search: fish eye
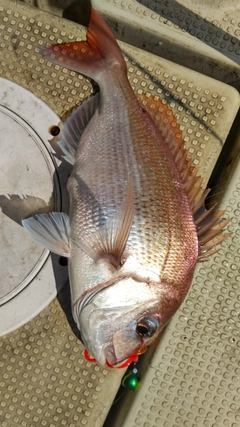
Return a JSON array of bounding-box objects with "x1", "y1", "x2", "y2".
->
[{"x1": 136, "y1": 316, "x2": 159, "y2": 337}]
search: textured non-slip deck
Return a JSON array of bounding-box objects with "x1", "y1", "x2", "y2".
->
[{"x1": 0, "y1": 1, "x2": 239, "y2": 426}]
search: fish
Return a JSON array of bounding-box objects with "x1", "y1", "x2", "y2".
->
[{"x1": 22, "y1": 8, "x2": 229, "y2": 366}]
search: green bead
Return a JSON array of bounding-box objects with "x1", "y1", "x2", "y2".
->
[{"x1": 122, "y1": 370, "x2": 139, "y2": 390}]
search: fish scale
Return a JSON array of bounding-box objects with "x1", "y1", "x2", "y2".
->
[
  {"x1": 128, "y1": 115, "x2": 194, "y2": 277},
  {"x1": 71, "y1": 94, "x2": 193, "y2": 280},
  {"x1": 70, "y1": 106, "x2": 131, "y2": 222}
]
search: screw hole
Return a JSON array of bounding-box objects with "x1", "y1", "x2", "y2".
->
[
  {"x1": 58, "y1": 256, "x2": 68, "y2": 267},
  {"x1": 49, "y1": 125, "x2": 60, "y2": 136}
]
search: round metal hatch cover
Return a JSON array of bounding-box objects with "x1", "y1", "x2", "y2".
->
[{"x1": 0, "y1": 78, "x2": 69, "y2": 336}]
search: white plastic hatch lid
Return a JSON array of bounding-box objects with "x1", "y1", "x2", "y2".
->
[{"x1": 0, "y1": 78, "x2": 69, "y2": 335}]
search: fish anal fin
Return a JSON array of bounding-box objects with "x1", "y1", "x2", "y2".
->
[
  {"x1": 76, "y1": 179, "x2": 134, "y2": 266},
  {"x1": 22, "y1": 212, "x2": 70, "y2": 257}
]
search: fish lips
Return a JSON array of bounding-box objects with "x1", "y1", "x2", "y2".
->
[
  {"x1": 79, "y1": 308, "x2": 140, "y2": 366},
  {"x1": 101, "y1": 331, "x2": 142, "y2": 367},
  {"x1": 84, "y1": 332, "x2": 141, "y2": 367},
  {"x1": 78, "y1": 301, "x2": 148, "y2": 366}
]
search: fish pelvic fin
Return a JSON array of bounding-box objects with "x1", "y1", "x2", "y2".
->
[
  {"x1": 75, "y1": 178, "x2": 134, "y2": 267},
  {"x1": 138, "y1": 94, "x2": 231, "y2": 262},
  {"x1": 59, "y1": 93, "x2": 99, "y2": 165},
  {"x1": 22, "y1": 212, "x2": 70, "y2": 257},
  {"x1": 39, "y1": 8, "x2": 127, "y2": 83}
]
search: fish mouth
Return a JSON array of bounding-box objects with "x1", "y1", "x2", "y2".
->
[
  {"x1": 95, "y1": 344, "x2": 117, "y2": 366},
  {"x1": 104, "y1": 343, "x2": 138, "y2": 367},
  {"x1": 104, "y1": 346, "x2": 118, "y2": 366},
  {"x1": 85, "y1": 341, "x2": 119, "y2": 366},
  {"x1": 85, "y1": 344, "x2": 116, "y2": 366},
  {"x1": 86, "y1": 345, "x2": 131, "y2": 367},
  {"x1": 94, "y1": 346, "x2": 107, "y2": 366},
  {"x1": 81, "y1": 337, "x2": 107, "y2": 366}
]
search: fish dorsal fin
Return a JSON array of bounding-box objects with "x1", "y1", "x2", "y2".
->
[
  {"x1": 75, "y1": 178, "x2": 134, "y2": 266},
  {"x1": 22, "y1": 212, "x2": 70, "y2": 257},
  {"x1": 194, "y1": 207, "x2": 231, "y2": 261},
  {"x1": 59, "y1": 93, "x2": 99, "y2": 164},
  {"x1": 138, "y1": 94, "x2": 230, "y2": 261},
  {"x1": 137, "y1": 94, "x2": 200, "y2": 203}
]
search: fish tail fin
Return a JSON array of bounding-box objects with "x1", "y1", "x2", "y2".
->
[{"x1": 40, "y1": 8, "x2": 126, "y2": 82}]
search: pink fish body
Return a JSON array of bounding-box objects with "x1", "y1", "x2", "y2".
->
[{"x1": 23, "y1": 9, "x2": 228, "y2": 366}]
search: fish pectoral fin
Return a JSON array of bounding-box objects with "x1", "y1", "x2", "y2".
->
[
  {"x1": 77, "y1": 178, "x2": 134, "y2": 266},
  {"x1": 59, "y1": 94, "x2": 99, "y2": 165},
  {"x1": 22, "y1": 212, "x2": 70, "y2": 257}
]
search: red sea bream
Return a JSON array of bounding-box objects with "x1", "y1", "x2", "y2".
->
[{"x1": 22, "y1": 9, "x2": 229, "y2": 366}]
